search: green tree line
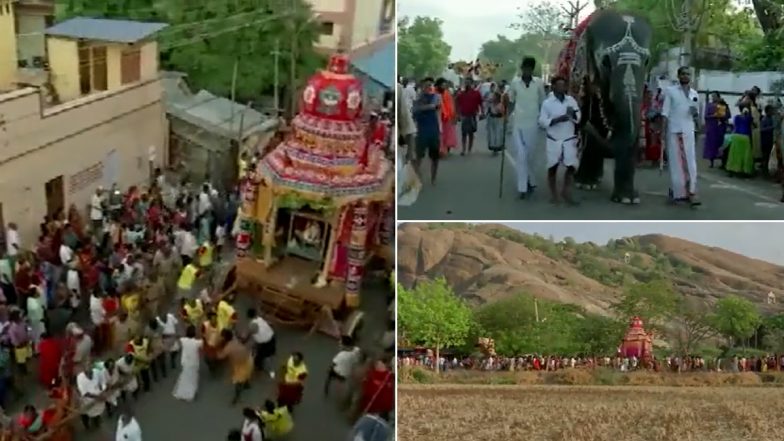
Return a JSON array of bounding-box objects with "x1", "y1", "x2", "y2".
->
[{"x1": 399, "y1": 277, "x2": 784, "y2": 369}]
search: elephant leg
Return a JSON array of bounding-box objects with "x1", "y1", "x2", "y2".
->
[
  {"x1": 576, "y1": 137, "x2": 604, "y2": 189},
  {"x1": 611, "y1": 138, "x2": 639, "y2": 204}
]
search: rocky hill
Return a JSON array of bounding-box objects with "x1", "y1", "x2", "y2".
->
[{"x1": 397, "y1": 223, "x2": 784, "y2": 316}]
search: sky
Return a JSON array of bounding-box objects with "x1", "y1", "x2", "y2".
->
[
  {"x1": 503, "y1": 222, "x2": 784, "y2": 265},
  {"x1": 398, "y1": 0, "x2": 596, "y2": 61}
]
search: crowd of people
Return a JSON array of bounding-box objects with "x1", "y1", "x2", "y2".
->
[
  {"x1": 398, "y1": 58, "x2": 784, "y2": 206},
  {"x1": 400, "y1": 353, "x2": 784, "y2": 374},
  {"x1": 0, "y1": 166, "x2": 394, "y2": 440}
]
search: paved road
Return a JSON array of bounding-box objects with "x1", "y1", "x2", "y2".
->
[
  {"x1": 398, "y1": 124, "x2": 784, "y2": 220},
  {"x1": 9, "y1": 276, "x2": 392, "y2": 441}
]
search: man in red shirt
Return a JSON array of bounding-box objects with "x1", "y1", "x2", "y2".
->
[{"x1": 455, "y1": 78, "x2": 484, "y2": 155}]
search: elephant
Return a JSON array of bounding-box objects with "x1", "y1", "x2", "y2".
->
[{"x1": 558, "y1": 9, "x2": 653, "y2": 204}]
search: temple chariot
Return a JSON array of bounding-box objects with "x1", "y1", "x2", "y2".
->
[
  {"x1": 618, "y1": 316, "x2": 654, "y2": 368},
  {"x1": 229, "y1": 53, "x2": 394, "y2": 336}
]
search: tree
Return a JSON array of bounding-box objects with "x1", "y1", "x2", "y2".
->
[
  {"x1": 612, "y1": 279, "x2": 680, "y2": 333},
  {"x1": 397, "y1": 16, "x2": 451, "y2": 79},
  {"x1": 669, "y1": 301, "x2": 716, "y2": 355},
  {"x1": 397, "y1": 279, "x2": 473, "y2": 373},
  {"x1": 58, "y1": 0, "x2": 323, "y2": 103},
  {"x1": 711, "y1": 295, "x2": 761, "y2": 347},
  {"x1": 508, "y1": 1, "x2": 568, "y2": 75},
  {"x1": 750, "y1": 0, "x2": 784, "y2": 34}
]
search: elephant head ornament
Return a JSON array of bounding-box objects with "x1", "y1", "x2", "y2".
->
[{"x1": 561, "y1": 10, "x2": 653, "y2": 204}]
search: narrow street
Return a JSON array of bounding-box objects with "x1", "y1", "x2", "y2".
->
[
  {"x1": 399, "y1": 124, "x2": 784, "y2": 220},
  {"x1": 7, "y1": 274, "x2": 391, "y2": 441}
]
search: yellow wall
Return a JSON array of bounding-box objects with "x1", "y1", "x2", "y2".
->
[
  {"x1": 47, "y1": 37, "x2": 79, "y2": 101},
  {"x1": 306, "y1": 0, "x2": 345, "y2": 13},
  {"x1": 0, "y1": 0, "x2": 18, "y2": 89},
  {"x1": 107, "y1": 44, "x2": 122, "y2": 89},
  {"x1": 0, "y1": 80, "x2": 166, "y2": 243},
  {"x1": 15, "y1": 14, "x2": 46, "y2": 65},
  {"x1": 351, "y1": 0, "x2": 383, "y2": 49},
  {"x1": 318, "y1": 23, "x2": 343, "y2": 50},
  {"x1": 140, "y1": 41, "x2": 159, "y2": 79}
]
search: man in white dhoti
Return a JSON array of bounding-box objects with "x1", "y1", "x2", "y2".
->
[
  {"x1": 538, "y1": 76, "x2": 582, "y2": 204},
  {"x1": 172, "y1": 325, "x2": 203, "y2": 402},
  {"x1": 115, "y1": 406, "x2": 143, "y2": 441},
  {"x1": 661, "y1": 66, "x2": 701, "y2": 206},
  {"x1": 509, "y1": 57, "x2": 547, "y2": 199},
  {"x1": 77, "y1": 366, "x2": 106, "y2": 430}
]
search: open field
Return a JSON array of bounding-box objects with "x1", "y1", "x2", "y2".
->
[
  {"x1": 398, "y1": 384, "x2": 784, "y2": 441},
  {"x1": 398, "y1": 366, "x2": 784, "y2": 387}
]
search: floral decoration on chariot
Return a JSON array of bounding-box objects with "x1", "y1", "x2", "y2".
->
[
  {"x1": 303, "y1": 85, "x2": 317, "y2": 105},
  {"x1": 347, "y1": 89, "x2": 362, "y2": 110},
  {"x1": 318, "y1": 86, "x2": 342, "y2": 115}
]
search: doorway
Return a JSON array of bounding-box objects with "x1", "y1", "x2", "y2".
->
[{"x1": 44, "y1": 176, "x2": 64, "y2": 218}]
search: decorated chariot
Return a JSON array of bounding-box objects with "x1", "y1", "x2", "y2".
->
[
  {"x1": 618, "y1": 316, "x2": 654, "y2": 368},
  {"x1": 230, "y1": 53, "x2": 394, "y2": 336}
]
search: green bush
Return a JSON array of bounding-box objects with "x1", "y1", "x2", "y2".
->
[{"x1": 411, "y1": 368, "x2": 433, "y2": 384}]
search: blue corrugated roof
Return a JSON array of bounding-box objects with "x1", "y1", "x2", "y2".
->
[
  {"x1": 45, "y1": 17, "x2": 168, "y2": 43},
  {"x1": 351, "y1": 40, "x2": 394, "y2": 89}
]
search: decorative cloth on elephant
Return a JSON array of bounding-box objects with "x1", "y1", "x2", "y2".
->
[
  {"x1": 661, "y1": 84, "x2": 700, "y2": 199},
  {"x1": 557, "y1": 11, "x2": 597, "y2": 98},
  {"x1": 539, "y1": 94, "x2": 582, "y2": 169}
]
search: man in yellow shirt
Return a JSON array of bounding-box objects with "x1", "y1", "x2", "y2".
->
[
  {"x1": 177, "y1": 262, "x2": 200, "y2": 300},
  {"x1": 277, "y1": 352, "x2": 308, "y2": 411},
  {"x1": 216, "y1": 297, "x2": 237, "y2": 332}
]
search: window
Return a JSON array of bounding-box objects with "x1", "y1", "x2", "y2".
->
[
  {"x1": 45, "y1": 16, "x2": 55, "y2": 27},
  {"x1": 78, "y1": 43, "x2": 108, "y2": 94},
  {"x1": 91, "y1": 46, "x2": 107, "y2": 91},
  {"x1": 321, "y1": 21, "x2": 334, "y2": 35},
  {"x1": 78, "y1": 44, "x2": 91, "y2": 95},
  {"x1": 121, "y1": 48, "x2": 141, "y2": 84}
]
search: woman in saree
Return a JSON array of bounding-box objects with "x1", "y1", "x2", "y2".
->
[
  {"x1": 726, "y1": 102, "x2": 755, "y2": 176},
  {"x1": 37, "y1": 332, "x2": 63, "y2": 388},
  {"x1": 436, "y1": 78, "x2": 457, "y2": 156},
  {"x1": 703, "y1": 92, "x2": 730, "y2": 167},
  {"x1": 486, "y1": 83, "x2": 507, "y2": 155}
]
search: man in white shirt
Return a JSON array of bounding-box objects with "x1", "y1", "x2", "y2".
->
[
  {"x1": 247, "y1": 308, "x2": 276, "y2": 378},
  {"x1": 5, "y1": 223, "x2": 20, "y2": 257},
  {"x1": 178, "y1": 227, "x2": 198, "y2": 266},
  {"x1": 324, "y1": 336, "x2": 360, "y2": 397},
  {"x1": 538, "y1": 76, "x2": 581, "y2": 204},
  {"x1": 89, "y1": 187, "x2": 105, "y2": 237},
  {"x1": 197, "y1": 184, "x2": 213, "y2": 216},
  {"x1": 59, "y1": 242, "x2": 74, "y2": 266},
  {"x1": 77, "y1": 366, "x2": 106, "y2": 429},
  {"x1": 401, "y1": 78, "x2": 417, "y2": 112},
  {"x1": 509, "y1": 57, "x2": 547, "y2": 199},
  {"x1": 661, "y1": 66, "x2": 701, "y2": 206},
  {"x1": 115, "y1": 406, "x2": 143, "y2": 441}
]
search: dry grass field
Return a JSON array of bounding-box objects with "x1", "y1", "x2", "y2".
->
[{"x1": 398, "y1": 384, "x2": 784, "y2": 441}]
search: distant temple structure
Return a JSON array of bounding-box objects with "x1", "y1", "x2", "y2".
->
[{"x1": 619, "y1": 316, "x2": 653, "y2": 366}]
